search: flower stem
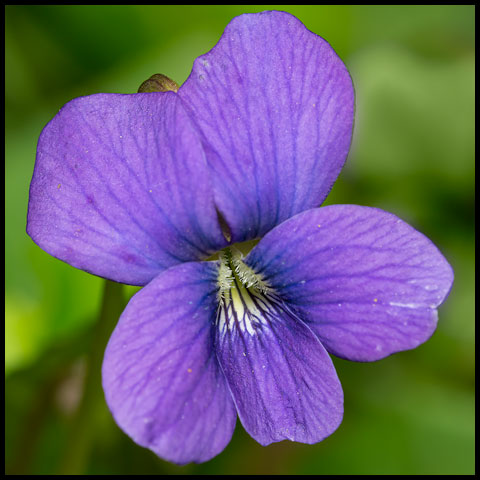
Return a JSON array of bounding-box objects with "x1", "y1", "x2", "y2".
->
[{"x1": 58, "y1": 279, "x2": 126, "y2": 474}]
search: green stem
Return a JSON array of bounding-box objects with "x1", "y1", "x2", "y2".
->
[{"x1": 58, "y1": 280, "x2": 126, "y2": 474}]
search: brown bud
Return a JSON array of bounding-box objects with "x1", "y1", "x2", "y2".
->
[{"x1": 137, "y1": 73, "x2": 179, "y2": 93}]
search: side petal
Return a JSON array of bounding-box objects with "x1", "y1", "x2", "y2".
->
[
  {"x1": 245, "y1": 205, "x2": 454, "y2": 362},
  {"x1": 102, "y1": 262, "x2": 236, "y2": 464},
  {"x1": 215, "y1": 287, "x2": 343, "y2": 445},
  {"x1": 179, "y1": 11, "x2": 354, "y2": 242},
  {"x1": 27, "y1": 92, "x2": 227, "y2": 286}
]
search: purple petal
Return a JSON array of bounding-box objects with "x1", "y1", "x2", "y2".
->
[
  {"x1": 102, "y1": 262, "x2": 236, "y2": 464},
  {"x1": 27, "y1": 92, "x2": 227, "y2": 286},
  {"x1": 179, "y1": 11, "x2": 354, "y2": 242},
  {"x1": 246, "y1": 205, "x2": 454, "y2": 361},
  {"x1": 215, "y1": 287, "x2": 343, "y2": 445}
]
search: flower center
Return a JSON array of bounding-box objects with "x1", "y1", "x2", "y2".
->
[
  {"x1": 216, "y1": 247, "x2": 276, "y2": 336},
  {"x1": 217, "y1": 247, "x2": 270, "y2": 298}
]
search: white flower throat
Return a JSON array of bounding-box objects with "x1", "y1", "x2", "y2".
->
[{"x1": 216, "y1": 247, "x2": 279, "y2": 336}]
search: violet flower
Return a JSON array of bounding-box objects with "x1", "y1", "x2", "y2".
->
[{"x1": 27, "y1": 11, "x2": 453, "y2": 465}]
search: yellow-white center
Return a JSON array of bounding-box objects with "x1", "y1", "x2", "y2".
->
[{"x1": 216, "y1": 247, "x2": 276, "y2": 337}]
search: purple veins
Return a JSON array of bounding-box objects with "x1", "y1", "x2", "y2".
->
[{"x1": 27, "y1": 11, "x2": 453, "y2": 464}]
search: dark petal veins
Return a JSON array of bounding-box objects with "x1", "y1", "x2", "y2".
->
[
  {"x1": 27, "y1": 92, "x2": 227, "y2": 286},
  {"x1": 102, "y1": 262, "x2": 236, "y2": 464},
  {"x1": 179, "y1": 11, "x2": 354, "y2": 242},
  {"x1": 245, "y1": 205, "x2": 454, "y2": 361},
  {"x1": 215, "y1": 285, "x2": 343, "y2": 445}
]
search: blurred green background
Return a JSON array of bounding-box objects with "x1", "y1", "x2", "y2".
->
[{"x1": 5, "y1": 5, "x2": 475, "y2": 475}]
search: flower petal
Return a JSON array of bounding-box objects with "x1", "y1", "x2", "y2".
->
[
  {"x1": 246, "y1": 205, "x2": 454, "y2": 361},
  {"x1": 102, "y1": 262, "x2": 236, "y2": 464},
  {"x1": 179, "y1": 11, "x2": 354, "y2": 242},
  {"x1": 215, "y1": 287, "x2": 343, "y2": 445},
  {"x1": 27, "y1": 92, "x2": 227, "y2": 286}
]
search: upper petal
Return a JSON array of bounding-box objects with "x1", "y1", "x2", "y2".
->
[
  {"x1": 245, "y1": 205, "x2": 454, "y2": 361},
  {"x1": 215, "y1": 284, "x2": 343, "y2": 445},
  {"x1": 102, "y1": 261, "x2": 237, "y2": 464},
  {"x1": 27, "y1": 92, "x2": 227, "y2": 286},
  {"x1": 179, "y1": 11, "x2": 354, "y2": 242}
]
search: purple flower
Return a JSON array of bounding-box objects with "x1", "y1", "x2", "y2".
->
[{"x1": 27, "y1": 11, "x2": 453, "y2": 465}]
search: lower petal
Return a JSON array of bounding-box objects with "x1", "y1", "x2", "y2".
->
[
  {"x1": 102, "y1": 262, "x2": 236, "y2": 464},
  {"x1": 246, "y1": 205, "x2": 454, "y2": 361},
  {"x1": 215, "y1": 288, "x2": 343, "y2": 446}
]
